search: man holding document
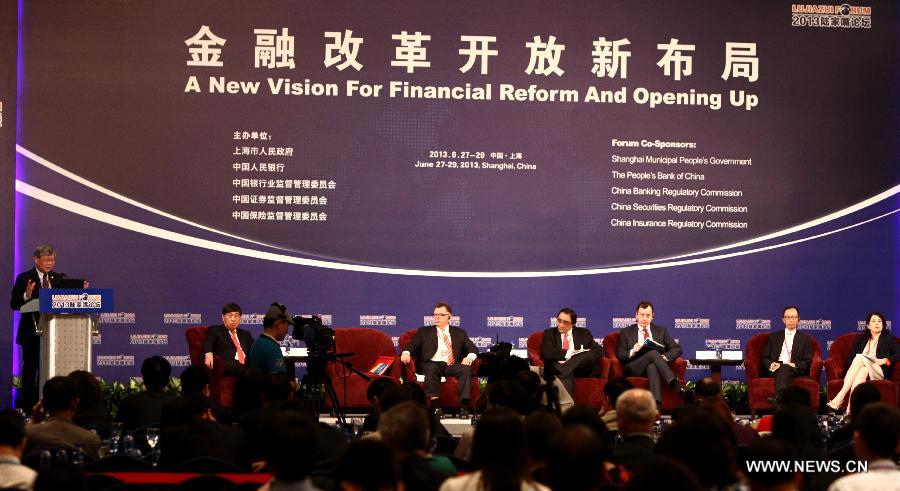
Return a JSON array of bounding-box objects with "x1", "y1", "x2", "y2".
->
[
  {"x1": 540, "y1": 308, "x2": 605, "y2": 404},
  {"x1": 616, "y1": 301, "x2": 684, "y2": 409}
]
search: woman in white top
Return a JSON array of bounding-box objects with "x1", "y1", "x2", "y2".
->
[{"x1": 827, "y1": 312, "x2": 900, "y2": 413}]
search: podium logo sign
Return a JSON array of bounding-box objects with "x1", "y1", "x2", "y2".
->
[
  {"x1": 675, "y1": 318, "x2": 711, "y2": 329},
  {"x1": 99, "y1": 312, "x2": 136, "y2": 324},
  {"x1": 735, "y1": 319, "x2": 771, "y2": 330},
  {"x1": 799, "y1": 319, "x2": 832, "y2": 331},
  {"x1": 40, "y1": 289, "x2": 114, "y2": 313}
]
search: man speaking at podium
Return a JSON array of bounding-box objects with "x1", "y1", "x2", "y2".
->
[{"x1": 9, "y1": 245, "x2": 87, "y2": 410}]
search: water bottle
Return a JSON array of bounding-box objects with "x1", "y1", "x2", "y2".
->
[
  {"x1": 72, "y1": 445, "x2": 85, "y2": 467},
  {"x1": 123, "y1": 432, "x2": 136, "y2": 456},
  {"x1": 39, "y1": 450, "x2": 51, "y2": 468},
  {"x1": 715, "y1": 346, "x2": 723, "y2": 359}
]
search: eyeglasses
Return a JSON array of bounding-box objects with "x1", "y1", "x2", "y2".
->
[
  {"x1": 556, "y1": 319, "x2": 572, "y2": 326},
  {"x1": 783, "y1": 315, "x2": 799, "y2": 319},
  {"x1": 432, "y1": 313, "x2": 450, "y2": 318}
]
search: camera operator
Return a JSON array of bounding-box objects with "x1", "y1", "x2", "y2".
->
[{"x1": 247, "y1": 303, "x2": 294, "y2": 374}]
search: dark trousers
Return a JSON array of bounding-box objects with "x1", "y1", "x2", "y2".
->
[
  {"x1": 17, "y1": 336, "x2": 40, "y2": 410},
  {"x1": 767, "y1": 364, "x2": 806, "y2": 393},
  {"x1": 624, "y1": 350, "x2": 676, "y2": 406},
  {"x1": 422, "y1": 361, "x2": 472, "y2": 405},
  {"x1": 547, "y1": 352, "x2": 601, "y2": 399}
]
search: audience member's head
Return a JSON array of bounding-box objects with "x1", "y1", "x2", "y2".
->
[
  {"x1": 561, "y1": 404, "x2": 609, "y2": 441},
  {"x1": 266, "y1": 413, "x2": 317, "y2": 483},
  {"x1": 524, "y1": 409, "x2": 562, "y2": 468},
  {"x1": 231, "y1": 367, "x2": 265, "y2": 417},
  {"x1": 378, "y1": 401, "x2": 431, "y2": 455},
  {"x1": 140, "y1": 355, "x2": 172, "y2": 392},
  {"x1": 179, "y1": 395, "x2": 215, "y2": 422},
  {"x1": 260, "y1": 373, "x2": 293, "y2": 405},
  {"x1": 179, "y1": 364, "x2": 210, "y2": 394},
  {"x1": 742, "y1": 436, "x2": 800, "y2": 491},
  {"x1": 848, "y1": 382, "x2": 881, "y2": 422},
  {"x1": 853, "y1": 403, "x2": 900, "y2": 461},
  {"x1": 366, "y1": 377, "x2": 397, "y2": 409},
  {"x1": 41, "y1": 376, "x2": 79, "y2": 414},
  {"x1": 378, "y1": 385, "x2": 414, "y2": 413},
  {"x1": 624, "y1": 456, "x2": 704, "y2": 491},
  {"x1": 776, "y1": 385, "x2": 811, "y2": 409},
  {"x1": 547, "y1": 424, "x2": 608, "y2": 491},
  {"x1": 0, "y1": 409, "x2": 27, "y2": 457},
  {"x1": 694, "y1": 376, "x2": 722, "y2": 399},
  {"x1": 337, "y1": 439, "x2": 403, "y2": 491},
  {"x1": 616, "y1": 388, "x2": 657, "y2": 435},
  {"x1": 400, "y1": 381, "x2": 428, "y2": 407},
  {"x1": 67, "y1": 370, "x2": 103, "y2": 406},
  {"x1": 656, "y1": 411, "x2": 740, "y2": 489},
  {"x1": 471, "y1": 407, "x2": 530, "y2": 490},
  {"x1": 772, "y1": 403, "x2": 824, "y2": 458},
  {"x1": 603, "y1": 377, "x2": 634, "y2": 412},
  {"x1": 486, "y1": 379, "x2": 530, "y2": 414}
]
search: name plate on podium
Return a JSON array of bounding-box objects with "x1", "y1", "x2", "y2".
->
[{"x1": 39, "y1": 288, "x2": 115, "y2": 313}]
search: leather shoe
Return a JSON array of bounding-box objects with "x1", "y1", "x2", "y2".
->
[{"x1": 459, "y1": 407, "x2": 470, "y2": 419}]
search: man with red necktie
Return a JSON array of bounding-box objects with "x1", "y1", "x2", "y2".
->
[
  {"x1": 203, "y1": 302, "x2": 254, "y2": 376},
  {"x1": 540, "y1": 307, "x2": 605, "y2": 406},
  {"x1": 401, "y1": 302, "x2": 478, "y2": 417},
  {"x1": 615, "y1": 301, "x2": 684, "y2": 410}
]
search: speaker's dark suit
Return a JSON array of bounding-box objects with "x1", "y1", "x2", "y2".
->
[
  {"x1": 403, "y1": 325, "x2": 478, "y2": 402},
  {"x1": 10, "y1": 268, "x2": 64, "y2": 408},
  {"x1": 202, "y1": 324, "x2": 254, "y2": 376},
  {"x1": 761, "y1": 329, "x2": 813, "y2": 393},
  {"x1": 540, "y1": 327, "x2": 604, "y2": 398},
  {"x1": 615, "y1": 323, "x2": 682, "y2": 406}
]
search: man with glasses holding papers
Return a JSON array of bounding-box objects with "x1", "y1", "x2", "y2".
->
[
  {"x1": 401, "y1": 302, "x2": 478, "y2": 417},
  {"x1": 540, "y1": 308, "x2": 605, "y2": 406}
]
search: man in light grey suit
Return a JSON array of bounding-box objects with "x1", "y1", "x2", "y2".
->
[{"x1": 615, "y1": 301, "x2": 684, "y2": 409}]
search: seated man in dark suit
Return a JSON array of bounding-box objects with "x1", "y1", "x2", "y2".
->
[
  {"x1": 540, "y1": 307, "x2": 604, "y2": 404},
  {"x1": 761, "y1": 306, "x2": 813, "y2": 394},
  {"x1": 400, "y1": 302, "x2": 478, "y2": 416},
  {"x1": 161, "y1": 364, "x2": 226, "y2": 428},
  {"x1": 203, "y1": 302, "x2": 254, "y2": 376},
  {"x1": 615, "y1": 301, "x2": 684, "y2": 409},
  {"x1": 116, "y1": 356, "x2": 176, "y2": 430}
]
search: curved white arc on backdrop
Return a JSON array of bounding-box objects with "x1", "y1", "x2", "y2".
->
[
  {"x1": 640, "y1": 184, "x2": 900, "y2": 264},
  {"x1": 16, "y1": 145, "x2": 291, "y2": 252},
  {"x1": 16, "y1": 180, "x2": 899, "y2": 278}
]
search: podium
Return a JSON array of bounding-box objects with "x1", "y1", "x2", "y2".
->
[{"x1": 27, "y1": 288, "x2": 114, "y2": 387}]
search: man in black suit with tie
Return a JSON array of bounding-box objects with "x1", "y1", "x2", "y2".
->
[
  {"x1": 615, "y1": 301, "x2": 684, "y2": 409},
  {"x1": 202, "y1": 302, "x2": 254, "y2": 376},
  {"x1": 9, "y1": 245, "x2": 81, "y2": 409},
  {"x1": 761, "y1": 306, "x2": 813, "y2": 394},
  {"x1": 540, "y1": 307, "x2": 604, "y2": 403},
  {"x1": 400, "y1": 302, "x2": 478, "y2": 416}
]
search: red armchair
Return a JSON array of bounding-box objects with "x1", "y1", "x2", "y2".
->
[
  {"x1": 602, "y1": 331, "x2": 687, "y2": 413},
  {"x1": 323, "y1": 328, "x2": 401, "y2": 411},
  {"x1": 526, "y1": 331, "x2": 610, "y2": 410},
  {"x1": 824, "y1": 333, "x2": 899, "y2": 408},
  {"x1": 185, "y1": 326, "x2": 236, "y2": 408},
  {"x1": 744, "y1": 332, "x2": 823, "y2": 416},
  {"x1": 398, "y1": 328, "x2": 481, "y2": 410}
]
